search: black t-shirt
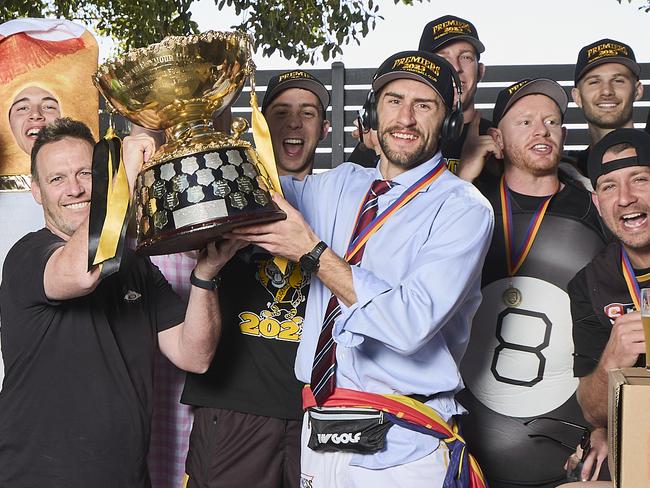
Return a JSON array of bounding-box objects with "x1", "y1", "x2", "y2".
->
[
  {"x1": 570, "y1": 241, "x2": 647, "y2": 377},
  {"x1": 0, "y1": 229, "x2": 185, "y2": 488},
  {"x1": 474, "y1": 172, "x2": 607, "y2": 285},
  {"x1": 347, "y1": 117, "x2": 493, "y2": 173},
  {"x1": 458, "y1": 173, "x2": 608, "y2": 487},
  {"x1": 182, "y1": 249, "x2": 308, "y2": 420}
]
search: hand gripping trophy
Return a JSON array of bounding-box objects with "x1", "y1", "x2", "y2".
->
[{"x1": 92, "y1": 31, "x2": 285, "y2": 263}]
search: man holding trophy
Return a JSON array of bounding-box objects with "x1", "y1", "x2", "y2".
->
[
  {"x1": 232, "y1": 50, "x2": 493, "y2": 487},
  {"x1": 0, "y1": 31, "x2": 273, "y2": 488},
  {"x1": 0, "y1": 117, "x2": 244, "y2": 487}
]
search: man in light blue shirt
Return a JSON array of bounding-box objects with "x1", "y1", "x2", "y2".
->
[{"x1": 232, "y1": 50, "x2": 494, "y2": 488}]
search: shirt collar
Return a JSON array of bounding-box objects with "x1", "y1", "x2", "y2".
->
[{"x1": 374, "y1": 151, "x2": 445, "y2": 189}]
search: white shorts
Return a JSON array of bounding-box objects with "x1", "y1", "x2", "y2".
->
[{"x1": 299, "y1": 412, "x2": 449, "y2": 488}]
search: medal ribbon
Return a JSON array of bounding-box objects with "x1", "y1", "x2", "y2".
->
[
  {"x1": 499, "y1": 175, "x2": 556, "y2": 276},
  {"x1": 345, "y1": 161, "x2": 446, "y2": 262},
  {"x1": 621, "y1": 247, "x2": 641, "y2": 310}
]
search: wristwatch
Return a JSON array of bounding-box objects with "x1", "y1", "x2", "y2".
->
[
  {"x1": 299, "y1": 241, "x2": 328, "y2": 274},
  {"x1": 190, "y1": 268, "x2": 221, "y2": 290}
]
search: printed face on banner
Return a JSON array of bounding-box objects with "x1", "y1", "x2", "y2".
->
[
  {"x1": 0, "y1": 19, "x2": 99, "y2": 188},
  {"x1": 8, "y1": 86, "x2": 62, "y2": 155}
]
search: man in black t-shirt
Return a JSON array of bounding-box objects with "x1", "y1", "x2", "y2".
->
[
  {"x1": 349, "y1": 15, "x2": 493, "y2": 173},
  {"x1": 457, "y1": 79, "x2": 608, "y2": 487},
  {"x1": 0, "y1": 118, "x2": 242, "y2": 488},
  {"x1": 565, "y1": 39, "x2": 644, "y2": 182},
  {"x1": 569, "y1": 128, "x2": 650, "y2": 479},
  {"x1": 182, "y1": 71, "x2": 330, "y2": 488}
]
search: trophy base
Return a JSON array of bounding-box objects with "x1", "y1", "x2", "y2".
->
[
  {"x1": 135, "y1": 144, "x2": 285, "y2": 256},
  {"x1": 137, "y1": 208, "x2": 286, "y2": 256}
]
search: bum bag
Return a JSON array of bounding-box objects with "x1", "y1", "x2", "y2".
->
[{"x1": 307, "y1": 406, "x2": 394, "y2": 454}]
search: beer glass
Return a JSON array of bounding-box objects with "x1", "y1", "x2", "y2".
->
[{"x1": 640, "y1": 288, "x2": 650, "y2": 370}]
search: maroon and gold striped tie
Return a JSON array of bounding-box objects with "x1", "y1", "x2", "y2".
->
[{"x1": 310, "y1": 179, "x2": 393, "y2": 405}]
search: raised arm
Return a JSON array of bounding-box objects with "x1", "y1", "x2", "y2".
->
[
  {"x1": 570, "y1": 271, "x2": 645, "y2": 427},
  {"x1": 41, "y1": 134, "x2": 155, "y2": 300}
]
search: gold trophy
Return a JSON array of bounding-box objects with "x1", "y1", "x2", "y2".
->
[{"x1": 93, "y1": 31, "x2": 284, "y2": 255}]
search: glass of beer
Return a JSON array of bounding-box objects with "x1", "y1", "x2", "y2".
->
[{"x1": 640, "y1": 288, "x2": 650, "y2": 370}]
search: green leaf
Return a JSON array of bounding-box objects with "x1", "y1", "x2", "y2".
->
[{"x1": 0, "y1": 0, "x2": 438, "y2": 63}]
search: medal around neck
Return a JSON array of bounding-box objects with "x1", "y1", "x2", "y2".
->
[{"x1": 93, "y1": 31, "x2": 285, "y2": 256}]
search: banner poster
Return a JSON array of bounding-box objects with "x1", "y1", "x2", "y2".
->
[{"x1": 0, "y1": 18, "x2": 99, "y2": 382}]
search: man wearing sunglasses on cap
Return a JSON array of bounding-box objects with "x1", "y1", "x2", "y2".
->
[{"x1": 181, "y1": 71, "x2": 331, "y2": 488}]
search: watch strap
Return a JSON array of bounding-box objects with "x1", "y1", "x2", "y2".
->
[
  {"x1": 309, "y1": 241, "x2": 328, "y2": 260},
  {"x1": 190, "y1": 268, "x2": 221, "y2": 290},
  {"x1": 300, "y1": 241, "x2": 328, "y2": 274}
]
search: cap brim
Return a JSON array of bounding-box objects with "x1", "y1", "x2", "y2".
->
[
  {"x1": 372, "y1": 71, "x2": 451, "y2": 108},
  {"x1": 434, "y1": 35, "x2": 485, "y2": 55},
  {"x1": 263, "y1": 79, "x2": 330, "y2": 113},
  {"x1": 501, "y1": 79, "x2": 569, "y2": 122},
  {"x1": 576, "y1": 57, "x2": 641, "y2": 84}
]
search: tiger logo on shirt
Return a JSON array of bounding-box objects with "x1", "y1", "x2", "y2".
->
[{"x1": 238, "y1": 257, "x2": 310, "y2": 343}]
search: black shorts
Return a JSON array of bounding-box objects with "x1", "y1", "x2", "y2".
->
[{"x1": 186, "y1": 407, "x2": 301, "y2": 488}]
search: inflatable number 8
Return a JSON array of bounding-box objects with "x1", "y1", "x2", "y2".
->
[{"x1": 490, "y1": 308, "x2": 552, "y2": 387}]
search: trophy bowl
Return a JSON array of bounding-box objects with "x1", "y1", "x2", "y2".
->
[{"x1": 93, "y1": 31, "x2": 285, "y2": 256}]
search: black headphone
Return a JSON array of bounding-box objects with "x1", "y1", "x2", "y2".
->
[{"x1": 359, "y1": 60, "x2": 464, "y2": 143}]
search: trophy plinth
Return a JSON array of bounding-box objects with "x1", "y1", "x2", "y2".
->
[{"x1": 93, "y1": 31, "x2": 285, "y2": 256}]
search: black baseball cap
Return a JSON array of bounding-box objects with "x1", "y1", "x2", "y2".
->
[
  {"x1": 588, "y1": 128, "x2": 650, "y2": 188},
  {"x1": 492, "y1": 78, "x2": 569, "y2": 126},
  {"x1": 418, "y1": 15, "x2": 485, "y2": 58},
  {"x1": 262, "y1": 70, "x2": 330, "y2": 115},
  {"x1": 574, "y1": 38, "x2": 640, "y2": 85},
  {"x1": 372, "y1": 50, "x2": 456, "y2": 109}
]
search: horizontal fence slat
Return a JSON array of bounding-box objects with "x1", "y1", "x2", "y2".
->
[{"x1": 100, "y1": 63, "x2": 650, "y2": 170}]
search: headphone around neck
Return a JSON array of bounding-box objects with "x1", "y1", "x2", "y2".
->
[{"x1": 359, "y1": 59, "x2": 464, "y2": 143}]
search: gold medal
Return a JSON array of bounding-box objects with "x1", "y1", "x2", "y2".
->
[
  {"x1": 503, "y1": 286, "x2": 523, "y2": 308},
  {"x1": 500, "y1": 175, "x2": 558, "y2": 310}
]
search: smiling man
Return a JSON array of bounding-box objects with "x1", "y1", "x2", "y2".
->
[
  {"x1": 457, "y1": 79, "x2": 608, "y2": 487},
  {"x1": 566, "y1": 129, "x2": 650, "y2": 482},
  {"x1": 418, "y1": 15, "x2": 493, "y2": 173},
  {"x1": 569, "y1": 128, "x2": 650, "y2": 459},
  {"x1": 350, "y1": 15, "x2": 494, "y2": 175},
  {"x1": 8, "y1": 85, "x2": 61, "y2": 155},
  {"x1": 566, "y1": 39, "x2": 643, "y2": 179},
  {"x1": 0, "y1": 118, "x2": 243, "y2": 488},
  {"x1": 230, "y1": 51, "x2": 493, "y2": 488}
]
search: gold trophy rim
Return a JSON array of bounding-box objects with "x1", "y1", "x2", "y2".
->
[
  {"x1": 92, "y1": 29, "x2": 258, "y2": 169},
  {"x1": 93, "y1": 30, "x2": 254, "y2": 85},
  {"x1": 91, "y1": 29, "x2": 255, "y2": 131}
]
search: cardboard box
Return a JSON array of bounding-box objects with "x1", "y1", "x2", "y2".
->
[{"x1": 608, "y1": 367, "x2": 650, "y2": 488}]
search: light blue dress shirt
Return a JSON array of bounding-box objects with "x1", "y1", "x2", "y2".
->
[{"x1": 282, "y1": 152, "x2": 494, "y2": 469}]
